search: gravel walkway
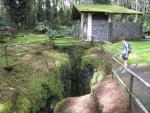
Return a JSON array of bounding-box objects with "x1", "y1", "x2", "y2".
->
[{"x1": 129, "y1": 65, "x2": 150, "y2": 84}]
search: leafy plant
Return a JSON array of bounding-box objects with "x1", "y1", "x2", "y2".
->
[{"x1": 35, "y1": 21, "x2": 49, "y2": 33}]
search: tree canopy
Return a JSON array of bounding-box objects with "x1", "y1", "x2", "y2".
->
[{"x1": 0, "y1": 0, "x2": 149, "y2": 30}]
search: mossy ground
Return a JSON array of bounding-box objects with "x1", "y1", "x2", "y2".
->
[
  {"x1": 0, "y1": 41, "x2": 71, "y2": 113},
  {"x1": 0, "y1": 35, "x2": 113, "y2": 113},
  {"x1": 55, "y1": 46, "x2": 112, "y2": 112}
]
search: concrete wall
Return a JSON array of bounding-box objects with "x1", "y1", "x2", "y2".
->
[
  {"x1": 92, "y1": 13, "x2": 109, "y2": 41},
  {"x1": 109, "y1": 22, "x2": 141, "y2": 41},
  {"x1": 79, "y1": 13, "x2": 141, "y2": 42}
]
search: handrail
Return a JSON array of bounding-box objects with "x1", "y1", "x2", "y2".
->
[
  {"x1": 113, "y1": 53, "x2": 150, "y2": 88},
  {"x1": 103, "y1": 41, "x2": 150, "y2": 113},
  {"x1": 103, "y1": 41, "x2": 150, "y2": 88},
  {"x1": 112, "y1": 53, "x2": 150, "y2": 113},
  {"x1": 112, "y1": 69, "x2": 149, "y2": 113}
]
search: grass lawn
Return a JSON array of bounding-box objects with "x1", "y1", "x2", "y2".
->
[
  {"x1": 54, "y1": 37, "x2": 82, "y2": 47},
  {"x1": 1, "y1": 34, "x2": 82, "y2": 46},
  {"x1": 0, "y1": 34, "x2": 83, "y2": 65},
  {"x1": 104, "y1": 40, "x2": 150, "y2": 66},
  {"x1": 6, "y1": 34, "x2": 48, "y2": 44}
]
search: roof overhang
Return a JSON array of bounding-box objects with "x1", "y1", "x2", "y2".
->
[{"x1": 72, "y1": 4, "x2": 143, "y2": 20}]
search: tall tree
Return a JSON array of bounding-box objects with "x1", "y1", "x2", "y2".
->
[
  {"x1": 45, "y1": 0, "x2": 52, "y2": 22},
  {"x1": 37, "y1": 0, "x2": 45, "y2": 22},
  {"x1": 3, "y1": 0, "x2": 31, "y2": 29}
]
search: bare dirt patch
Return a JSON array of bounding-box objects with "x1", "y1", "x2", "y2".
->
[{"x1": 92, "y1": 76, "x2": 129, "y2": 113}]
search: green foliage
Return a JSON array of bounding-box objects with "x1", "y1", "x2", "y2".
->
[
  {"x1": 46, "y1": 29, "x2": 62, "y2": 38},
  {"x1": 54, "y1": 98, "x2": 68, "y2": 113},
  {"x1": 4, "y1": 0, "x2": 31, "y2": 29},
  {"x1": 82, "y1": 47, "x2": 103, "y2": 69},
  {"x1": 46, "y1": 26, "x2": 78, "y2": 46},
  {"x1": 0, "y1": 22, "x2": 11, "y2": 30},
  {"x1": 0, "y1": 45, "x2": 71, "y2": 113},
  {"x1": 0, "y1": 101, "x2": 12, "y2": 113},
  {"x1": 46, "y1": 25, "x2": 76, "y2": 38},
  {"x1": 16, "y1": 97, "x2": 31, "y2": 113},
  {"x1": 35, "y1": 21, "x2": 49, "y2": 33},
  {"x1": 143, "y1": 13, "x2": 150, "y2": 31},
  {"x1": 90, "y1": 71, "x2": 104, "y2": 87},
  {"x1": 28, "y1": 72, "x2": 64, "y2": 113},
  {"x1": 0, "y1": 32, "x2": 8, "y2": 42}
]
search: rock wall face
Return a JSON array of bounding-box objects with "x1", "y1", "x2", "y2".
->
[{"x1": 109, "y1": 22, "x2": 141, "y2": 41}]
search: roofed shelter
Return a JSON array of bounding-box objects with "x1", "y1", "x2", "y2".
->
[{"x1": 72, "y1": 4, "x2": 143, "y2": 41}]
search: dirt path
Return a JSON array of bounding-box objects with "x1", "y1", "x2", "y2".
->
[
  {"x1": 129, "y1": 65, "x2": 150, "y2": 83},
  {"x1": 119, "y1": 65, "x2": 150, "y2": 112}
]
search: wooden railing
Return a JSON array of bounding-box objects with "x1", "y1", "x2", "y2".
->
[{"x1": 102, "y1": 41, "x2": 150, "y2": 113}]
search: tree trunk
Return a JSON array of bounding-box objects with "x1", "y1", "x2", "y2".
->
[{"x1": 45, "y1": 0, "x2": 52, "y2": 22}]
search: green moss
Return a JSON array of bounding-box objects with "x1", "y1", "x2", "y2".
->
[
  {"x1": 82, "y1": 47, "x2": 103, "y2": 69},
  {"x1": 16, "y1": 97, "x2": 31, "y2": 113},
  {"x1": 90, "y1": 71, "x2": 104, "y2": 87},
  {"x1": 74, "y1": 4, "x2": 142, "y2": 14},
  {"x1": 45, "y1": 51, "x2": 71, "y2": 72},
  {"x1": 0, "y1": 48, "x2": 71, "y2": 113},
  {"x1": 54, "y1": 98, "x2": 68, "y2": 113},
  {"x1": 0, "y1": 101, "x2": 12, "y2": 113}
]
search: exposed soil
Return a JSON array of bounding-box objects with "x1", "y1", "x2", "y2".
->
[
  {"x1": 92, "y1": 76, "x2": 129, "y2": 113},
  {"x1": 56, "y1": 94, "x2": 97, "y2": 113},
  {"x1": 55, "y1": 76, "x2": 139, "y2": 113}
]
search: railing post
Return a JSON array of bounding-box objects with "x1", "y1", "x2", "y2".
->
[
  {"x1": 4, "y1": 45, "x2": 8, "y2": 66},
  {"x1": 112, "y1": 58, "x2": 114, "y2": 79},
  {"x1": 91, "y1": 36, "x2": 94, "y2": 46},
  {"x1": 129, "y1": 74, "x2": 134, "y2": 110},
  {"x1": 101, "y1": 41, "x2": 103, "y2": 52}
]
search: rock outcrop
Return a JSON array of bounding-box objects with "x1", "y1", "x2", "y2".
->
[{"x1": 55, "y1": 76, "x2": 129, "y2": 113}]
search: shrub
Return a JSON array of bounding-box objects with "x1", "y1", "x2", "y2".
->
[{"x1": 35, "y1": 21, "x2": 49, "y2": 33}]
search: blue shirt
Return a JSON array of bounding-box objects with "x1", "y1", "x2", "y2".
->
[{"x1": 122, "y1": 42, "x2": 128, "y2": 55}]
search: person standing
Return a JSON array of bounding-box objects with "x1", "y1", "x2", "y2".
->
[
  {"x1": 121, "y1": 40, "x2": 131, "y2": 73},
  {"x1": 122, "y1": 40, "x2": 129, "y2": 67}
]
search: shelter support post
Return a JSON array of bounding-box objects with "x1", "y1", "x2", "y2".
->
[{"x1": 87, "y1": 13, "x2": 92, "y2": 41}]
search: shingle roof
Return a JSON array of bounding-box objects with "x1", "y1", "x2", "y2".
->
[{"x1": 73, "y1": 4, "x2": 143, "y2": 14}]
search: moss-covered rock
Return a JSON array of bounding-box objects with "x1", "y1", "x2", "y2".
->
[
  {"x1": 0, "y1": 45, "x2": 71, "y2": 113},
  {"x1": 90, "y1": 71, "x2": 104, "y2": 88},
  {"x1": 54, "y1": 46, "x2": 112, "y2": 113},
  {"x1": 80, "y1": 47, "x2": 112, "y2": 93}
]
